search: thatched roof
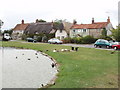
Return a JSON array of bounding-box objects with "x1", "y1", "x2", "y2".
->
[{"x1": 24, "y1": 22, "x2": 64, "y2": 34}]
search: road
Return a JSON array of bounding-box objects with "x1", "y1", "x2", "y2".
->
[
  {"x1": 7, "y1": 40, "x2": 115, "y2": 51},
  {"x1": 62, "y1": 43, "x2": 114, "y2": 51}
]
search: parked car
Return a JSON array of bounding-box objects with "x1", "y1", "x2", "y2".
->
[
  {"x1": 48, "y1": 38, "x2": 63, "y2": 44},
  {"x1": 26, "y1": 38, "x2": 37, "y2": 43},
  {"x1": 111, "y1": 42, "x2": 120, "y2": 50},
  {"x1": 94, "y1": 39, "x2": 113, "y2": 49},
  {"x1": 2, "y1": 33, "x2": 11, "y2": 41}
]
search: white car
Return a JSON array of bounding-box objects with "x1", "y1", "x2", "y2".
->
[
  {"x1": 48, "y1": 38, "x2": 63, "y2": 44},
  {"x1": 2, "y1": 33, "x2": 11, "y2": 41}
]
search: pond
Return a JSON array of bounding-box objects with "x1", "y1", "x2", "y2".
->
[{"x1": 0, "y1": 47, "x2": 58, "y2": 88}]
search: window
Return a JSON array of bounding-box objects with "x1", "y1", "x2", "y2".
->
[
  {"x1": 73, "y1": 30, "x2": 75, "y2": 32},
  {"x1": 83, "y1": 29, "x2": 86, "y2": 32},
  {"x1": 62, "y1": 36, "x2": 64, "y2": 39},
  {"x1": 78, "y1": 29, "x2": 81, "y2": 32}
]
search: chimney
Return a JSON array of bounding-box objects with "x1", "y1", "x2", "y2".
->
[
  {"x1": 22, "y1": 20, "x2": 24, "y2": 24},
  {"x1": 51, "y1": 20, "x2": 53, "y2": 23},
  {"x1": 92, "y1": 18, "x2": 94, "y2": 24},
  {"x1": 107, "y1": 16, "x2": 110, "y2": 23},
  {"x1": 36, "y1": 19, "x2": 39, "y2": 23},
  {"x1": 51, "y1": 20, "x2": 54, "y2": 27},
  {"x1": 73, "y1": 19, "x2": 77, "y2": 25}
]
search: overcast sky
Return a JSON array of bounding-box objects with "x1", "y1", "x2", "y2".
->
[{"x1": 0, "y1": 0, "x2": 119, "y2": 30}]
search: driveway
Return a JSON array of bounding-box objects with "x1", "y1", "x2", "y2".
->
[{"x1": 62, "y1": 43, "x2": 114, "y2": 51}]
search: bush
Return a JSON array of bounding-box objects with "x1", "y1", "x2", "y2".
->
[
  {"x1": 27, "y1": 34, "x2": 34, "y2": 38},
  {"x1": 81, "y1": 35, "x2": 96, "y2": 44},
  {"x1": 63, "y1": 36, "x2": 96, "y2": 44},
  {"x1": 21, "y1": 34, "x2": 27, "y2": 40},
  {"x1": 71, "y1": 37, "x2": 82, "y2": 44},
  {"x1": 37, "y1": 36, "x2": 42, "y2": 42},
  {"x1": 99, "y1": 35, "x2": 112, "y2": 41},
  {"x1": 63, "y1": 37, "x2": 72, "y2": 43},
  {"x1": 46, "y1": 33, "x2": 55, "y2": 40},
  {"x1": 105, "y1": 36, "x2": 112, "y2": 41}
]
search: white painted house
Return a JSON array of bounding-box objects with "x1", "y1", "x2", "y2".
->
[
  {"x1": 55, "y1": 29, "x2": 68, "y2": 40},
  {"x1": 70, "y1": 17, "x2": 113, "y2": 38},
  {"x1": 12, "y1": 20, "x2": 29, "y2": 40},
  {"x1": 54, "y1": 22, "x2": 68, "y2": 40}
]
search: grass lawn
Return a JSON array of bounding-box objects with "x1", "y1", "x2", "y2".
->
[{"x1": 1, "y1": 41, "x2": 118, "y2": 88}]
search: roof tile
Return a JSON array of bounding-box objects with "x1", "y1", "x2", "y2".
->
[
  {"x1": 13, "y1": 24, "x2": 29, "y2": 31},
  {"x1": 71, "y1": 22, "x2": 109, "y2": 29}
]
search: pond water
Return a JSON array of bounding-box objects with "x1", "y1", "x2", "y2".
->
[{"x1": 0, "y1": 47, "x2": 58, "y2": 88}]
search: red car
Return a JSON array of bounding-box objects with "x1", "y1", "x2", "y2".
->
[{"x1": 112, "y1": 42, "x2": 120, "y2": 50}]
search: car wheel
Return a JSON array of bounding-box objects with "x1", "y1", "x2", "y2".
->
[
  {"x1": 114, "y1": 47, "x2": 117, "y2": 50},
  {"x1": 55, "y1": 42, "x2": 57, "y2": 44},
  {"x1": 99, "y1": 46, "x2": 102, "y2": 48},
  {"x1": 106, "y1": 45, "x2": 110, "y2": 49},
  {"x1": 94, "y1": 45, "x2": 97, "y2": 48}
]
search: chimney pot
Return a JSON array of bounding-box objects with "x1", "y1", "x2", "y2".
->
[
  {"x1": 73, "y1": 19, "x2": 77, "y2": 25},
  {"x1": 22, "y1": 20, "x2": 24, "y2": 24},
  {"x1": 107, "y1": 16, "x2": 110, "y2": 23},
  {"x1": 92, "y1": 18, "x2": 94, "y2": 24},
  {"x1": 36, "y1": 19, "x2": 39, "y2": 23}
]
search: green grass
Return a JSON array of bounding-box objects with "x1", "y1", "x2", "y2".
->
[{"x1": 1, "y1": 41, "x2": 118, "y2": 88}]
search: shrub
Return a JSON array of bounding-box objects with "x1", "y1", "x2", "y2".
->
[
  {"x1": 81, "y1": 35, "x2": 96, "y2": 44},
  {"x1": 71, "y1": 37, "x2": 82, "y2": 44},
  {"x1": 46, "y1": 33, "x2": 55, "y2": 40},
  {"x1": 71, "y1": 37, "x2": 77, "y2": 43},
  {"x1": 76, "y1": 37, "x2": 82, "y2": 44},
  {"x1": 63, "y1": 37, "x2": 72, "y2": 43},
  {"x1": 21, "y1": 34, "x2": 27, "y2": 40},
  {"x1": 99, "y1": 35, "x2": 112, "y2": 41},
  {"x1": 105, "y1": 36, "x2": 113, "y2": 41},
  {"x1": 63, "y1": 37, "x2": 82, "y2": 44},
  {"x1": 27, "y1": 34, "x2": 34, "y2": 38},
  {"x1": 37, "y1": 36, "x2": 42, "y2": 42}
]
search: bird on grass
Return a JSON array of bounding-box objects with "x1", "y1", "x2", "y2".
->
[
  {"x1": 41, "y1": 84, "x2": 44, "y2": 87},
  {"x1": 51, "y1": 63, "x2": 55, "y2": 68},
  {"x1": 28, "y1": 58, "x2": 31, "y2": 60}
]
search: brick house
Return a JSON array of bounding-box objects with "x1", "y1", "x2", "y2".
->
[{"x1": 70, "y1": 17, "x2": 113, "y2": 38}]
